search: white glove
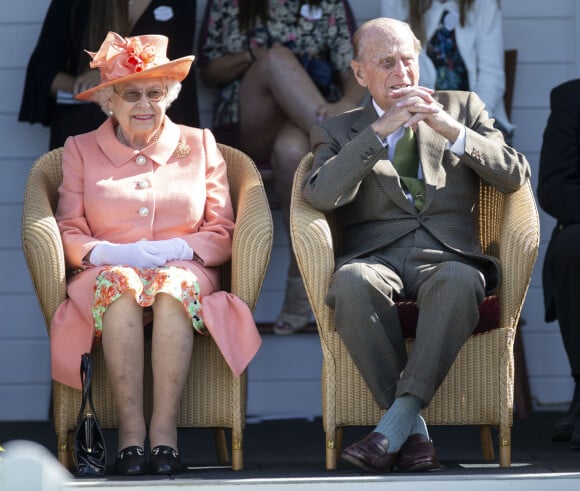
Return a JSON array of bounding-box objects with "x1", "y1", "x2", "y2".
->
[
  {"x1": 140, "y1": 238, "x2": 194, "y2": 263},
  {"x1": 89, "y1": 242, "x2": 166, "y2": 268}
]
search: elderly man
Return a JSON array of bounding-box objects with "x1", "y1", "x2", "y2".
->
[{"x1": 302, "y1": 17, "x2": 530, "y2": 473}]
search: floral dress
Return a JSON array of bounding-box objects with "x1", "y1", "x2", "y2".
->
[
  {"x1": 92, "y1": 266, "x2": 204, "y2": 338},
  {"x1": 198, "y1": 0, "x2": 357, "y2": 146}
]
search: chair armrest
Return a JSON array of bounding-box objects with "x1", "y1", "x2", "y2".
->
[
  {"x1": 498, "y1": 180, "x2": 540, "y2": 329},
  {"x1": 21, "y1": 149, "x2": 67, "y2": 332},
  {"x1": 290, "y1": 154, "x2": 336, "y2": 336},
  {"x1": 218, "y1": 144, "x2": 273, "y2": 311}
]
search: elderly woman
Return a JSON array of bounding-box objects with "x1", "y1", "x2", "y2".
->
[{"x1": 50, "y1": 32, "x2": 261, "y2": 476}]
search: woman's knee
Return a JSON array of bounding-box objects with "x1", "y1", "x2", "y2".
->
[
  {"x1": 151, "y1": 293, "x2": 187, "y2": 318},
  {"x1": 270, "y1": 132, "x2": 309, "y2": 184},
  {"x1": 103, "y1": 292, "x2": 141, "y2": 324},
  {"x1": 262, "y1": 44, "x2": 299, "y2": 70}
]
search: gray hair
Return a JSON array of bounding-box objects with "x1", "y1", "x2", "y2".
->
[{"x1": 93, "y1": 78, "x2": 182, "y2": 115}]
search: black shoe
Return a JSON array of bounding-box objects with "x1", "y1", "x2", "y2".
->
[
  {"x1": 553, "y1": 401, "x2": 580, "y2": 442},
  {"x1": 115, "y1": 446, "x2": 147, "y2": 475},
  {"x1": 150, "y1": 445, "x2": 183, "y2": 475}
]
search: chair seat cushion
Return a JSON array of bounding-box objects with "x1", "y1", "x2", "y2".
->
[{"x1": 398, "y1": 295, "x2": 500, "y2": 339}]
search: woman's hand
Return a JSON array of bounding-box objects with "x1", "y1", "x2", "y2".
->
[
  {"x1": 90, "y1": 239, "x2": 194, "y2": 268},
  {"x1": 90, "y1": 242, "x2": 165, "y2": 268},
  {"x1": 141, "y1": 238, "x2": 194, "y2": 262},
  {"x1": 72, "y1": 69, "x2": 101, "y2": 96},
  {"x1": 316, "y1": 99, "x2": 358, "y2": 122}
]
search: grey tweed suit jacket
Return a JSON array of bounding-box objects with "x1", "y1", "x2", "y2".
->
[{"x1": 303, "y1": 90, "x2": 531, "y2": 293}]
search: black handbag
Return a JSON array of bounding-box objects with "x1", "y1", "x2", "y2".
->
[
  {"x1": 298, "y1": 53, "x2": 335, "y2": 97},
  {"x1": 73, "y1": 353, "x2": 107, "y2": 476}
]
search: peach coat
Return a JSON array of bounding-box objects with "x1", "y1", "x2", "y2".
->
[{"x1": 51, "y1": 117, "x2": 261, "y2": 389}]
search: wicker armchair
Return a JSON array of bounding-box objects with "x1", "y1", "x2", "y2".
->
[
  {"x1": 290, "y1": 153, "x2": 539, "y2": 470},
  {"x1": 21, "y1": 144, "x2": 273, "y2": 471}
]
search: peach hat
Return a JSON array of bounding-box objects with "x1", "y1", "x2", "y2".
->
[{"x1": 75, "y1": 31, "x2": 194, "y2": 101}]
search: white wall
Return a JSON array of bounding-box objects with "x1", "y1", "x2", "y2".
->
[{"x1": 0, "y1": 0, "x2": 578, "y2": 421}]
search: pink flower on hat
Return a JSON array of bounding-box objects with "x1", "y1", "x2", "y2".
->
[{"x1": 124, "y1": 38, "x2": 156, "y2": 72}]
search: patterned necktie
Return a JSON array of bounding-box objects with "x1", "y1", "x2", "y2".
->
[{"x1": 392, "y1": 127, "x2": 426, "y2": 210}]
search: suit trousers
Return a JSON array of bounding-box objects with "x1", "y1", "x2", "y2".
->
[
  {"x1": 326, "y1": 227, "x2": 486, "y2": 409},
  {"x1": 544, "y1": 223, "x2": 580, "y2": 381}
]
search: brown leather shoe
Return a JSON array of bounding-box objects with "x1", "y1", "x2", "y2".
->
[
  {"x1": 397, "y1": 434, "x2": 440, "y2": 472},
  {"x1": 341, "y1": 432, "x2": 398, "y2": 472}
]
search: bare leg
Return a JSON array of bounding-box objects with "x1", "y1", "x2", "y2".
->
[
  {"x1": 239, "y1": 44, "x2": 326, "y2": 162},
  {"x1": 270, "y1": 122, "x2": 313, "y2": 332},
  {"x1": 148, "y1": 293, "x2": 194, "y2": 450},
  {"x1": 101, "y1": 292, "x2": 146, "y2": 451},
  {"x1": 270, "y1": 121, "x2": 310, "y2": 277},
  {"x1": 239, "y1": 46, "x2": 320, "y2": 332}
]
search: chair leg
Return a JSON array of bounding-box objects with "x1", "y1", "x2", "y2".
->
[
  {"x1": 325, "y1": 427, "x2": 343, "y2": 470},
  {"x1": 57, "y1": 431, "x2": 74, "y2": 470},
  {"x1": 231, "y1": 434, "x2": 243, "y2": 471},
  {"x1": 479, "y1": 425, "x2": 495, "y2": 461},
  {"x1": 499, "y1": 424, "x2": 511, "y2": 468},
  {"x1": 213, "y1": 428, "x2": 229, "y2": 465},
  {"x1": 336, "y1": 426, "x2": 344, "y2": 458}
]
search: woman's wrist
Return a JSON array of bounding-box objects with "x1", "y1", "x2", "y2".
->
[{"x1": 247, "y1": 46, "x2": 256, "y2": 62}]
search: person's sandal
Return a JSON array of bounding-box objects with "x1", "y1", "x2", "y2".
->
[{"x1": 273, "y1": 276, "x2": 312, "y2": 335}]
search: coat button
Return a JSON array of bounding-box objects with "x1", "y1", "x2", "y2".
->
[
  {"x1": 138, "y1": 180, "x2": 148, "y2": 189},
  {"x1": 136, "y1": 155, "x2": 147, "y2": 165},
  {"x1": 139, "y1": 206, "x2": 149, "y2": 217}
]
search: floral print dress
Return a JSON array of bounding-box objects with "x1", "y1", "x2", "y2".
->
[
  {"x1": 198, "y1": 0, "x2": 357, "y2": 145},
  {"x1": 92, "y1": 266, "x2": 204, "y2": 338}
]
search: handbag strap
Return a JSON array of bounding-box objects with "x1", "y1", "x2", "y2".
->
[{"x1": 78, "y1": 353, "x2": 97, "y2": 417}]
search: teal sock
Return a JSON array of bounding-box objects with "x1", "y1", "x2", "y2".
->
[
  {"x1": 410, "y1": 414, "x2": 429, "y2": 438},
  {"x1": 374, "y1": 394, "x2": 423, "y2": 452}
]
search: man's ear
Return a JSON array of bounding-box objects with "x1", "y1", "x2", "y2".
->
[{"x1": 350, "y1": 60, "x2": 367, "y2": 87}]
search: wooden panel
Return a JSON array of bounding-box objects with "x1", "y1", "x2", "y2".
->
[
  {"x1": 523, "y1": 333, "x2": 571, "y2": 376},
  {"x1": 513, "y1": 63, "x2": 572, "y2": 109},
  {"x1": 0, "y1": 25, "x2": 47, "y2": 69},
  {"x1": 0, "y1": 0, "x2": 50, "y2": 23},
  {"x1": 521, "y1": 288, "x2": 557, "y2": 334},
  {"x1": 503, "y1": 18, "x2": 574, "y2": 63},
  {"x1": 0, "y1": 205, "x2": 23, "y2": 248},
  {"x1": 2, "y1": 116, "x2": 49, "y2": 159},
  {"x1": 247, "y1": 380, "x2": 322, "y2": 418},
  {"x1": 502, "y1": 0, "x2": 573, "y2": 18},
  {"x1": 0, "y1": 250, "x2": 33, "y2": 294},
  {"x1": 0, "y1": 340, "x2": 51, "y2": 385},
  {"x1": 511, "y1": 107, "x2": 551, "y2": 154},
  {"x1": 0, "y1": 295, "x2": 46, "y2": 340},
  {"x1": 0, "y1": 385, "x2": 51, "y2": 421},
  {"x1": 0, "y1": 158, "x2": 32, "y2": 203},
  {"x1": 250, "y1": 335, "x2": 322, "y2": 381},
  {"x1": 530, "y1": 378, "x2": 575, "y2": 409},
  {"x1": 0, "y1": 69, "x2": 27, "y2": 113},
  {"x1": 254, "y1": 290, "x2": 284, "y2": 323}
]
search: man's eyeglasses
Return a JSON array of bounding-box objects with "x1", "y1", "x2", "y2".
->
[{"x1": 114, "y1": 87, "x2": 167, "y2": 103}]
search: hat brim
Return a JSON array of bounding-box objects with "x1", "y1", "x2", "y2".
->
[{"x1": 75, "y1": 55, "x2": 195, "y2": 101}]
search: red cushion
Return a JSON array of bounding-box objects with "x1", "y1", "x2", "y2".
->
[{"x1": 397, "y1": 295, "x2": 500, "y2": 339}]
